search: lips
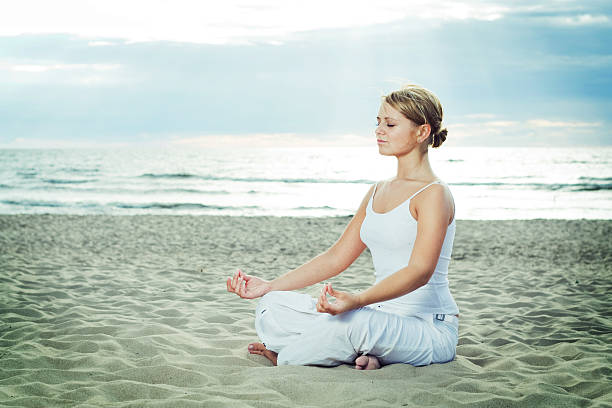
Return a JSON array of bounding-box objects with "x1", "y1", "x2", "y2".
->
[{"x1": 377, "y1": 139, "x2": 387, "y2": 143}]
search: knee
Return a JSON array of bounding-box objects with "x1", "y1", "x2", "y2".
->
[
  {"x1": 256, "y1": 291, "x2": 283, "y2": 314},
  {"x1": 254, "y1": 291, "x2": 295, "y2": 322},
  {"x1": 258, "y1": 291, "x2": 292, "y2": 307},
  {"x1": 259, "y1": 291, "x2": 279, "y2": 304},
  {"x1": 319, "y1": 312, "x2": 357, "y2": 340}
]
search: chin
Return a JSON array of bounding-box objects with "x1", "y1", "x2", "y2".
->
[{"x1": 377, "y1": 145, "x2": 394, "y2": 156}]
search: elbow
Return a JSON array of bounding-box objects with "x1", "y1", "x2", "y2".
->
[
  {"x1": 413, "y1": 267, "x2": 434, "y2": 289},
  {"x1": 324, "y1": 243, "x2": 360, "y2": 276}
]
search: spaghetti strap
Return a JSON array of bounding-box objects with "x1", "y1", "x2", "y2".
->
[
  {"x1": 369, "y1": 182, "x2": 379, "y2": 204},
  {"x1": 407, "y1": 180, "x2": 442, "y2": 201}
]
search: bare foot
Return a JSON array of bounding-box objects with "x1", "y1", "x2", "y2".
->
[
  {"x1": 248, "y1": 342, "x2": 278, "y2": 366},
  {"x1": 355, "y1": 355, "x2": 381, "y2": 370}
]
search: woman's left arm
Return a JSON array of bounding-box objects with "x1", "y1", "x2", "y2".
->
[{"x1": 317, "y1": 185, "x2": 453, "y2": 315}]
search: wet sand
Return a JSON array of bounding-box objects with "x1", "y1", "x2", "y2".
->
[{"x1": 0, "y1": 215, "x2": 611, "y2": 407}]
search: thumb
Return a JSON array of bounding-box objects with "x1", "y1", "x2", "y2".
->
[{"x1": 328, "y1": 283, "x2": 336, "y2": 296}]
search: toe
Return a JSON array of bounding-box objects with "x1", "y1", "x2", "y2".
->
[
  {"x1": 354, "y1": 355, "x2": 368, "y2": 369},
  {"x1": 248, "y1": 342, "x2": 266, "y2": 351}
]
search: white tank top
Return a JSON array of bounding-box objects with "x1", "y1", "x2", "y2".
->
[{"x1": 359, "y1": 180, "x2": 459, "y2": 316}]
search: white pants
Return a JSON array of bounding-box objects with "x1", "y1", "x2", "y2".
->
[{"x1": 255, "y1": 291, "x2": 459, "y2": 367}]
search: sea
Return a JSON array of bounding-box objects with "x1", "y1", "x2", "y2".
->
[{"x1": 0, "y1": 146, "x2": 610, "y2": 220}]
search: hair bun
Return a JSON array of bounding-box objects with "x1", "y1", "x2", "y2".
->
[{"x1": 432, "y1": 128, "x2": 447, "y2": 148}]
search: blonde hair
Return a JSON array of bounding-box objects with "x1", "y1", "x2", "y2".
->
[{"x1": 383, "y1": 84, "x2": 447, "y2": 148}]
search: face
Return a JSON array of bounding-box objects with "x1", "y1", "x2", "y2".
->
[{"x1": 375, "y1": 102, "x2": 428, "y2": 157}]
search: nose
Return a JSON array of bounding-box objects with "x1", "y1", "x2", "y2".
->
[{"x1": 375, "y1": 124, "x2": 384, "y2": 136}]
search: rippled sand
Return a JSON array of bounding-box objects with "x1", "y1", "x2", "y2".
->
[{"x1": 0, "y1": 215, "x2": 610, "y2": 407}]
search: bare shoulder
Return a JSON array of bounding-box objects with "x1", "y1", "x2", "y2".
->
[
  {"x1": 411, "y1": 181, "x2": 455, "y2": 224},
  {"x1": 355, "y1": 184, "x2": 376, "y2": 214}
]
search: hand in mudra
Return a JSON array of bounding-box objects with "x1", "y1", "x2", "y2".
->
[
  {"x1": 226, "y1": 269, "x2": 271, "y2": 299},
  {"x1": 316, "y1": 283, "x2": 361, "y2": 315}
]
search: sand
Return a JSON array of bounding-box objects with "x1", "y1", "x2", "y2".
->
[{"x1": 0, "y1": 215, "x2": 611, "y2": 407}]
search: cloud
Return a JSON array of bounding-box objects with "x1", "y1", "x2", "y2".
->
[
  {"x1": 464, "y1": 113, "x2": 497, "y2": 119},
  {"x1": 0, "y1": 62, "x2": 120, "y2": 72},
  {"x1": 526, "y1": 119, "x2": 602, "y2": 128},
  {"x1": 87, "y1": 40, "x2": 119, "y2": 47},
  {"x1": 448, "y1": 117, "x2": 606, "y2": 146},
  {"x1": 1, "y1": 1, "x2": 610, "y2": 47},
  {"x1": 0, "y1": 60, "x2": 124, "y2": 85},
  {"x1": 0, "y1": 2, "x2": 610, "y2": 147},
  {"x1": 0, "y1": 0, "x2": 511, "y2": 45},
  {"x1": 0, "y1": 137, "x2": 132, "y2": 149},
  {"x1": 169, "y1": 133, "x2": 372, "y2": 147},
  {"x1": 0, "y1": 133, "x2": 373, "y2": 149},
  {"x1": 503, "y1": 2, "x2": 612, "y2": 27},
  {"x1": 547, "y1": 14, "x2": 611, "y2": 27}
]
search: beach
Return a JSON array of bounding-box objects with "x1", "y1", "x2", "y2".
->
[{"x1": 1, "y1": 214, "x2": 611, "y2": 407}]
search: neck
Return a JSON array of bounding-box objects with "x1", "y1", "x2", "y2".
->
[{"x1": 395, "y1": 148, "x2": 435, "y2": 181}]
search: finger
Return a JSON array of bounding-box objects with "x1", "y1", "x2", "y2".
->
[
  {"x1": 321, "y1": 290, "x2": 331, "y2": 307},
  {"x1": 239, "y1": 279, "x2": 247, "y2": 297},
  {"x1": 238, "y1": 272, "x2": 246, "y2": 289},
  {"x1": 316, "y1": 297, "x2": 328, "y2": 313},
  {"x1": 232, "y1": 270, "x2": 239, "y2": 289},
  {"x1": 324, "y1": 297, "x2": 337, "y2": 314},
  {"x1": 228, "y1": 276, "x2": 237, "y2": 293},
  {"x1": 237, "y1": 276, "x2": 245, "y2": 296},
  {"x1": 319, "y1": 291, "x2": 327, "y2": 307},
  {"x1": 328, "y1": 283, "x2": 335, "y2": 296},
  {"x1": 235, "y1": 277, "x2": 242, "y2": 296},
  {"x1": 226, "y1": 277, "x2": 233, "y2": 292}
]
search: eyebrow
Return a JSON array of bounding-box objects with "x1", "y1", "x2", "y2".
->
[{"x1": 376, "y1": 116, "x2": 399, "y2": 121}]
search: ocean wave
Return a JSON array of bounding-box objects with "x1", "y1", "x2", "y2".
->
[
  {"x1": 579, "y1": 176, "x2": 612, "y2": 182},
  {"x1": 137, "y1": 173, "x2": 612, "y2": 191},
  {"x1": 1, "y1": 199, "x2": 64, "y2": 208},
  {"x1": 452, "y1": 182, "x2": 612, "y2": 191},
  {"x1": 61, "y1": 167, "x2": 100, "y2": 173},
  {"x1": 567, "y1": 184, "x2": 612, "y2": 192},
  {"x1": 13, "y1": 178, "x2": 612, "y2": 193},
  {"x1": 139, "y1": 173, "x2": 373, "y2": 184},
  {"x1": 294, "y1": 206, "x2": 336, "y2": 210},
  {"x1": 143, "y1": 188, "x2": 232, "y2": 195},
  {"x1": 140, "y1": 172, "x2": 195, "y2": 179},
  {"x1": 569, "y1": 160, "x2": 610, "y2": 164},
  {"x1": 42, "y1": 178, "x2": 97, "y2": 184},
  {"x1": 111, "y1": 202, "x2": 260, "y2": 210},
  {"x1": 16, "y1": 185, "x2": 237, "y2": 195}
]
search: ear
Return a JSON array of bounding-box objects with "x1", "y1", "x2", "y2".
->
[{"x1": 417, "y1": 124, "x2": 431, "y2": 143}]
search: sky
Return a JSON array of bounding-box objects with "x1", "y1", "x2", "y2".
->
[{"x1": 0, "y1": 0, "x2": 611, "y2": 148}]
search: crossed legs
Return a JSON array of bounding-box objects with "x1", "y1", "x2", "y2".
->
[{"x1": 252, "y1": 291, "x2": 457, "y2": 368}]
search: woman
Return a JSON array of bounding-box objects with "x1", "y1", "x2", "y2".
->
[{"x1": 226, "y1": 84, "x2": 458, "y2": 370}]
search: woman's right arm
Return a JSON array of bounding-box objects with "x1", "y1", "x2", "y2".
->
[{"x1": 227, "y1": 184, "x2": 374, "y2": 299}]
